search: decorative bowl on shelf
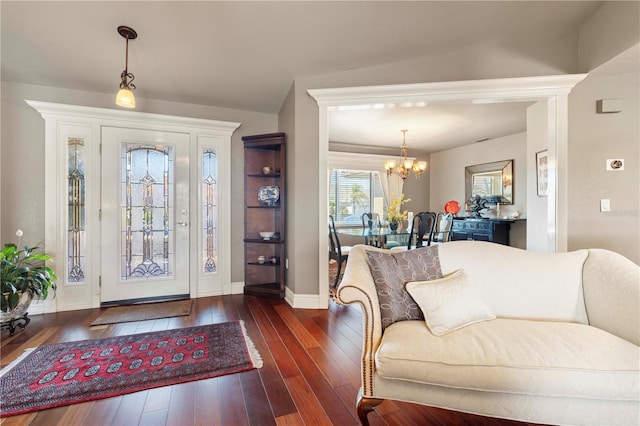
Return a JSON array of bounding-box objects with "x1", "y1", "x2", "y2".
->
[{"x1": 259, "y1": 231, "x2": 275, "y2": 240}]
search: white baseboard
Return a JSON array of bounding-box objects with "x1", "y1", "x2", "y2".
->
[
  {"x1": 35, "y1": 282, "x2": 327, "y2": 313},
  {"x1": 231, "y1": 281, "x2": 245, "y2": 294},
  {"x1": 285, "y1": 286, "x2": 329, "y2": 309}
]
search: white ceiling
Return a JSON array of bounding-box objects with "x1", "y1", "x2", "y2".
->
[
  {"x1": 2, "y1": 1, "x2": 601, "y2": 151},
  {"x1": 328, "y1": 101, "x2": 534, "y2": 153}
]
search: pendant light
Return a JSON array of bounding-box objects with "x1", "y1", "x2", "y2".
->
[{"x1": 116, "y1": 26, "x2": 137, "y2": 108}]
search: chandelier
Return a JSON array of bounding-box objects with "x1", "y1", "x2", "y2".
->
[
  {"x1": 384, "y1": 129, "x2": 427, "y2": 180},
  {"x1": 115, "y1": 26, "x2": 138, "y2": 108}
]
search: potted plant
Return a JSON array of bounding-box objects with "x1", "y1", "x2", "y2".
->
[
  {"x1": 1, "y1": 230, "x2": 57, "y2": 322},
  {"x1": 385, "y1": 194, "x2": 411, "y2": 231}
]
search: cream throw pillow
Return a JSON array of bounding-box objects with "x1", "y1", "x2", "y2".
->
[{"x1": 405, "y1": 269, "x2": 495, "y2": 336}]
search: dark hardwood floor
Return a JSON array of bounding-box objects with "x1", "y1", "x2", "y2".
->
[{"x1": 1, "y1": 295, "x2": 532, "y2": 426}]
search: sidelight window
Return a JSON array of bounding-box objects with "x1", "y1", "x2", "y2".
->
[
  {"x1": 202, "y1": 149, "x2": 218, "y2": 273},
  {"x1": 67, "y1": 138, "x2": 86, "y2": 283}
]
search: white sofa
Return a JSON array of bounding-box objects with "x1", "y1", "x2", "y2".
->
[{"x1": 336, "y1": 241, "x2": 640, "y2": 425}]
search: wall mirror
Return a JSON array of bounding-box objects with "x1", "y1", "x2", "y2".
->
[{"x1": 465, "y1": 159, "x2": 513, "y2": 204}]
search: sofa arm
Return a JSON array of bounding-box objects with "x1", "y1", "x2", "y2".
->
[
  {"x1": 335, "y1": 245, "x2": 385, "y2": 397},
  {"x1": 582, "y1": 249, "x2": 640, "y2": 346}
]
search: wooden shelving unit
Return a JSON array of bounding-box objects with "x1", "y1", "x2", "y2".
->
[{"x1": 242, "y1": 132, "x2": 286, "y2": 299}]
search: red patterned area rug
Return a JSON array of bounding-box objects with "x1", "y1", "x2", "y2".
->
[{"x1": 0, "y1": 321, "x2": 262, "y2": 417}]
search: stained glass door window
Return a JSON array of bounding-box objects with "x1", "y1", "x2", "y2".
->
[{"x1": 121, "y1": 144, "x2": 174, "y2": 280}]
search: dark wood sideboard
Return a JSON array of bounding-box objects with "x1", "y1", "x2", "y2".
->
[{"x1": 451, "y1": 218, "x2": 516, "y2": 246}]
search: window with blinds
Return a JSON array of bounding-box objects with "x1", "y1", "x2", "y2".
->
[{"x1": 329, "y1": 169, "x2": 386, "y2": 226}]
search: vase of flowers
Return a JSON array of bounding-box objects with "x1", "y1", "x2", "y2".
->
[
  {"x1": 385, "y1": 194, "x2": 411, "y2": 231},
  {"x1": 1, "y1": 230, "x2": 57, "y2": 330}
]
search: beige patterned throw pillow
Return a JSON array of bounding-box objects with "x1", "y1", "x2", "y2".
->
[{"x1": 366, "y1": 246, "x2": 442, "y2": 329}]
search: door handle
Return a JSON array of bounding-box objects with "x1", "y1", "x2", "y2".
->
[{"x1": 177, "y1": 221, "x2": 189, "y2": 227}]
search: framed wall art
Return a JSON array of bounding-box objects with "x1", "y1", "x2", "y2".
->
[{"x1": 536, "y1": 150, "x2": 548, "y2": 197}]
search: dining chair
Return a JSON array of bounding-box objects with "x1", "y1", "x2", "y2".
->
[
  {"x1": 361, "y1": 212, "x2": 381, "y2": 247},
  {"x1": 329, "y1": 215, "x2": 352, "y2": 288},
  {"x1": 395, "y1": 211, "x2": 436, "y2": 250},
  {"x1": 432, "y1": 212, "x2": 454, "y2": 244}
]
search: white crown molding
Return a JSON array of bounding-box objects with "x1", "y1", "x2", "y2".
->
[
  {"x1": 26, "y1": 100, "x2": 241, "y2": 134},
  {"x1": 308, "y1": 74, "x2": 588, "y2": 105}
]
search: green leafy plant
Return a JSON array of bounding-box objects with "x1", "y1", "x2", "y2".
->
[{"x1": 1, "y1": 230, "x2": 57, "y2": 312}]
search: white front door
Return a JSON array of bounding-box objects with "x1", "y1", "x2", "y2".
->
[{"x1": 101, "y1": 127, "x2": 190, "y2": 303}]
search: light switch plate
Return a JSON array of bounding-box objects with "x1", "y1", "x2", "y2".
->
[{"x1": 600, "y1": 199, "x2": 611, "y2": 212}]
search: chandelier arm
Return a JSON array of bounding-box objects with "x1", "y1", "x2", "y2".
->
[{"x1": 384, "y1": 129, "x2": 425, "y2": 180}]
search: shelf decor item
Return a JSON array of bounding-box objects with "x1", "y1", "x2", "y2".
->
[
  {"x1": 242, "y1": 133, "x2": 286, "y2": 299},
  {"x1": 444, "y1": 200, "x2": 461, "y2": 215},
  {"x1": 258, "y1": 185, "x2": 280, "y2": 206},
  {"x1": 259, "y1": 232, "x2": 275, "y2": 240}
]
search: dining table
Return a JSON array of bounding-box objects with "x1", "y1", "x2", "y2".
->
[{"x1": 337, "y1": 227, "x2": 412, "y2": 249}]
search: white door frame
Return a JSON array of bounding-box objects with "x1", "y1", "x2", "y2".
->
[
  {"x1": 309, "y1": 74, "x2": 587, "y2": 307},
  {"x1": 28, "y1": 100, "x2": 240, "y2": 313}
]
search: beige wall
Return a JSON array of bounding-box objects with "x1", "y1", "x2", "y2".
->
[
  {"x1": 300, "y1": 32, "x2": 580, "y2": 91},
  {"x1": 278, "y1": 83, "x2": 296, "y2": 291},
  {"x1": 0, "y1": 81, "x2": 278, "y2": 284},
  {"x1": 567, "y1": 45, "x2": 640, "y2": 264},
  {"x1": 568, "y1": 2, "x2": 639, "y2": 264},
  {"x1": 578, "y1": 1, "x2": 640, "y2": 72}
]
